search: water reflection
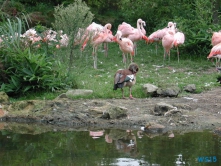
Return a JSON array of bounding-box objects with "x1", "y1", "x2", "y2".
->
[{"x1": 0, "y1": 122, "x2": 220, "y2": 166}]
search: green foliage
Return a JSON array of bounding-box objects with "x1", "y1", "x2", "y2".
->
[
  {"x1": 0, "y1": 49, "x2": 70, "y2": 94},
  {"x1": 52, "y1": 0, "x2": 94, "y2": 36},
  {"x1": 0, "y1": 17, "x2": 74, "y2": 96},
  {"x1": 116, "y1": 0, "x2": 221, "y2": 55},
  {"x1": 52, "y1": 0, "x2": 94, "y2": 72},
  {"x1": 0, "y1": 17, "x2": 24, "y2": 51}
]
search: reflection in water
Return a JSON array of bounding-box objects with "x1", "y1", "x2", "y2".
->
[{"x1": 0, "y1": 122, "x2": 220, "y2": 165}]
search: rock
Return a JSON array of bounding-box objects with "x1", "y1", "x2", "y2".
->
[
  {"x1": 108, "y1": 106, "x2": 127, "y2": 119},
  {"x1": 157, "y1": 86, "x2": 180, "y2": 97},
  {"x1": 0, "y1": 92, "x2": 9, "y2": 103},
  {"x1": 142, "y1": 84, "x2": 158, "y2": 96},
  {"x1": 89, "y1": 102, "x2": 127, "y2": 119},
  {"x1": 153, "y1": 102, "x2": 176, "y2": 116},
  {"x1": 66, "y1": 89, "x2": 93, "y2": 98},
  {"x1": 184, "y1": 84, "x2": 196, "y2": 93}
]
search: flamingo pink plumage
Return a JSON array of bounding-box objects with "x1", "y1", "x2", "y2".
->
[
  {"x1": 207, "y1": 42, "x2": 221, "y2": 68},
  {"x1": 117, "y1": 19, "x2": 148, "y2": 55},
  {"x1": 211, "y1": 31, "x2": 221, "y2": 46},
  {"x1": 173, "y1": 31, "x2": 185, "y2": 62},
  {"x1": 162, "y1": 30, "x2": 175, "y2": 62},
  {"x1": 81, "y1": 22, "x2": 113, "y2": 57},
  {"x1": 118, "y1": 22, "x2": 135, "y2": 37},
  {"x1": 82, "y1": 23, "x2": 114, "y2": 69},
  {"x1": 148, "y1": 22, "x2": 176, "y2": 55},
  {"x1": 207, "y1": 30, "x2": 221, "y2": 68},
  {"x1": 113, "y1": 30, "x2": 134, "y2": 65},
  {"x1": 140, "y1": 20, "x2": 146, "y2": 35}
]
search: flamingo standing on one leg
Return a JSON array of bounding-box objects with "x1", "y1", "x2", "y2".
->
[
  {"x1": 173, "y1": 31, "x2": 185, "y2": 62},
  {"x1": 113, "y1": 31, "x2": 134, "y2": 66},
  {"x1": 162, "y1": 30, "x2": 175, "y2": 62}
]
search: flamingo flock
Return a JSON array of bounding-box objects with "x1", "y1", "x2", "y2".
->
[
  {"x1": 79, "y1": 19, "x2": 187, "y2": 69},
  {"x1": 147, "y1": 21, "x2": 185, "y2": 62}
]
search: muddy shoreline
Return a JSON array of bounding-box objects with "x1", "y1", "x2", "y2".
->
[{"x1": 0, "y1": 88, "x2": 221, "y2": 134}]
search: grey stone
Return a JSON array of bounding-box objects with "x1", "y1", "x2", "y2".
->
[
  {"x1": 184, "y1": 84, "x2": 196, "y2": 93},
  {"x1": 153, "y1": 102, "x2": 175, "y2": 116},
  {"x1": 157, "y1": 86, "x2": 180, "y2": 97},
  {"x1": 142, "y1": 84, "x2": 158, "y2": 96}
]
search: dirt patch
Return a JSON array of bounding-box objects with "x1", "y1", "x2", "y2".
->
[{"x1": 1, "y1": 87, "x2": 221, "y2": 133}]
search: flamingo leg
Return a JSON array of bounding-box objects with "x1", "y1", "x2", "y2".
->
[
  {"x1": 104, "y1": 43, "x2": 108, "y2": 57},
  {"x1": 93, "y1": 46, "x2": 97, "y2": 69},
  {"x1": 155, "y1": 43, "x2": 158, "y2": 55},
  {"x1": 134, "y1": 42, "x2": 137, "y2": 56},
  {"x1": 177, "y1": 47, "x2": 180, "y2": 63},
  {"x1": 163, "y1": 50, "x2": 166, "y2": 63},
  {"x1": 122, "y1": 53, "x2": 126, "y2": 63},
  {"x1": 169, "y1": 50, "x2": 170, "y2": 62}
]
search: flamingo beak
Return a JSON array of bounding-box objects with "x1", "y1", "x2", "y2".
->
[
  {"x1": 142, "y1": 36, "x2": 148, "y2": 42},
  {"x1": 113, "y1": 36, "x2": 117, "y2": 42}
]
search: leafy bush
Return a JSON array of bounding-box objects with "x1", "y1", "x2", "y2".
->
[
  {"x1": 0, "y1": 48, "x2": 71, "y2": 95},
  {"x1": 0, "y1": 17, "x2": 74, "y2": 96}
]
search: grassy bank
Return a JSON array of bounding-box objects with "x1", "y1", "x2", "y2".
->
[{"x1": 13, "y1": 41, "x2": 220, "y2": 101}]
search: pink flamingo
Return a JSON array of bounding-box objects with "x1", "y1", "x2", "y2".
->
[
  {"x1": 89, "y1": 24, "x2": 114, "y2": 69},
  {"x1": 126, "y1": 19, "x2": 148, "y2": 55},
  {"x1": 207, "y1": 29, "x2": 221, "y2": 68},
  {"x1": 140, "y1": 20, "x2": 146, "y2": 35},
  {"x1": 211, "y1": 30, "x2": 221, "y2": 46},
  {"x1": 207, "y1": 42, "x2": 221, "y2": 68},
  {"x1": 162, "y1": 30, "x2": 175, "y2": 62},
  {"x1": 173, "y1": 31, "x2": 185, "y2": 62},
  {"x1": 118, "y1": 22, "x2": 134, "y2": 37},
  {"x1": 81, "y1": 22, "x2": 113, "y2": 57},
  {"x1": 117, "y1": 19, "x2": 148, "y2": 55},
  {"x1": 148, "y1": 22, "x2": 176, "y2": 55},
  {"x1": 113, "y1": 31, "x2": 134, "y2": 65}
]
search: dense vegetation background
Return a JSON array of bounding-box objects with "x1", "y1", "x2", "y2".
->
[{"x1": 0, "y1": 0, "x2": 221, "y2": 98}]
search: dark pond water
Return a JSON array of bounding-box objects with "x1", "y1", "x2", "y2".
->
[{"x1": 0, "y1": 122, "x2": 220, "y2": 166}]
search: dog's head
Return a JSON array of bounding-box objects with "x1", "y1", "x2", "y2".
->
[{"x1": 128, "y1": 63, "x2": 139, "y2": 74}]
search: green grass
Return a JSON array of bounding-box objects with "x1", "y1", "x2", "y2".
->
[{"x1": 10, "y1": 41, "x2": 221, "y2": 101}]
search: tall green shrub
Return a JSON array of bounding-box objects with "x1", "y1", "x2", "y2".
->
[{"x1": 52, "y1": 0, "x2": 94, "y2": 72}]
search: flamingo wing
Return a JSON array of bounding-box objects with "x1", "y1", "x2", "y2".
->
[{"x1": 208, "y1": 43, "x2": 221, "y2": 59}]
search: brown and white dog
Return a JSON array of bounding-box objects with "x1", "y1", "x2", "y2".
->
[{"x1": 113, "y1": 63, "x2": 139, "y2": 99}]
